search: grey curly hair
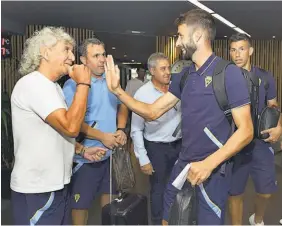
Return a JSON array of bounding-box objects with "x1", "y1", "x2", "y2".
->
[{"x1": 18, "y1": 26, "x2": 75, "y2": 75}]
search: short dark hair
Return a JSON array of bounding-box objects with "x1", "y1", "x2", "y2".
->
[
  {"x1": 229, "y1": 33, "x2": 252, "y2": 47},
  {"x1": 78, "y1": 38, "x2": 105, "y2": 57},
  {"x1": 137, "y1": 66, "x2": 146, "y2": 72},
  {"x1": 175, "y1": 9, "x2": 216, "y2": 41}
]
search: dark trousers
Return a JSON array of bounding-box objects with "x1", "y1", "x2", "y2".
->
[
  {"x1": 144, "y1": 139, "x2": 181, "y2": 225},
  {"x1": 11, "y1": 185, "x2": 71, "y2": 225}
]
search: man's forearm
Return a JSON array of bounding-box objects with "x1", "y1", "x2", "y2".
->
[
  {"x1": 278, "y1": 113, "x2": 282, "y2": 127},
  {"x1": 115, "y1": 87, "x2": 154, "y2": 120},
  {"x1": 66, "y1": 86, "x2": 89, "y2": 134},
  {"x1": 81, "y1": 122, "x2": 104, "y2": 141},
  {"x1": 131, "y1": 131, "x2": 150, "y2": 166},
  {"x1": 205, "y1": 125, "x2": 253, "y2": 169},
  {"x1": 117, "y1": 104, "x2": 128, "y2": 129}
]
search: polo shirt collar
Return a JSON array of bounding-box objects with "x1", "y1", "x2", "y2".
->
[
  {"x1": 91, "y1": 73, "x2": 106, "y2": 83},
  {"x1": 149, "y1": 81, "x2": 166, "y2": 94},
  {"x1": 190, "y1": 53, "x2": 217, "y2": 75}
]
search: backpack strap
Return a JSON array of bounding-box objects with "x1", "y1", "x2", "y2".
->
[
  {"x1": 264, "y1": 77, "x2": 269, "y2": 106},
  {"x1": 243, "y1": 69, "x2": 260, "y2": 136},
  {"x1": 212, "y1": 59, "x2": 233, "y2": 125},
  {"x1": 256, "y1": 68, "x2": 269, "y2": 105}
]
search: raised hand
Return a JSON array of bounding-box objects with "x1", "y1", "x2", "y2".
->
[
  {"x1": 68, "y1": 64, "x2": 91, "y2": 85},
  {"x1": 104, "y1": 55, "x2": 121, "y2": 94}
]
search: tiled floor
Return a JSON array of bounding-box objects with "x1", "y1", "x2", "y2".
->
[{"x1": 2, "y1": 146, "x2": 281, "y2": 225}]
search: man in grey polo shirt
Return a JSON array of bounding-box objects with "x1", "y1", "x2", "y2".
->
[{"x1": 131, "y1": 53, "x2": 181, "y2": 225}]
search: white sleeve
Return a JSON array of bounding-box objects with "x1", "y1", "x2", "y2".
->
[
  {"x1": 130, "y1": 90, "x2": 150, "y2": 166},
  {"x1": 24, "y1": 79, "x2": 67, "y2": 120}
]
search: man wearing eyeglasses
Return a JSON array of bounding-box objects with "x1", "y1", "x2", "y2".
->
[
  {"x1": 63, "y1": 38, "x2": 128, "y2": 225},
  {"x1": 228, "y1": 33, "x2": 281, "y2": 226}
]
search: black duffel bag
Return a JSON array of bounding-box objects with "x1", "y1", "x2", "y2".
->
[
  {"x1": 112, "y1": 146, "x2": 135, "y2": 192},
  {"x1": 257, "y1": 106, "x2": 280, "y2": 140},
  {"x1": 168, "y1": 182, "x2": 197, "y2": 225}
]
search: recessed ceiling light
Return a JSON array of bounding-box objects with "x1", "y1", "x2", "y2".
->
[
  {"x1": 131, "y1": 30, "x2": 145, "y2": 34},
  {"x1": 188, "y1": 0, "x2": 214, "y2": 13},
  {"x1": 187, "y1": 0, "x2": 251, "y2": 37},
  {"x1": 122, "y1": 62, "x2": 141, "y2": 65},
  {"x1": 131, "y1": 60, "x2": 135, "y2": 62},
  {"x1": 234, "y1": 27, "x2": 251, "y2": 37},
  {"x1": 272, "y1": 36, "x2": 276, "y2": 39},
  {"x1": 212, "y1": 14, "x2": 236, "y2": 28},
  {"x1": 224, "y1": 35, "x2": 227, "y2": 38},
  {"x1": 112, "y1": 47, "x2": 116, "y2": 50}
]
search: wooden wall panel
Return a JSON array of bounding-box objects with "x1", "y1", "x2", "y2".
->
[
  {"x1": 1, "y1": 25, "x2": 95, "y2": 96},
  {"x1": 157, "y1": 36, "x2": 282, "y2": 108},
  {"x1": 156, "y1": 36, "x2": 180, "y2": 64}
]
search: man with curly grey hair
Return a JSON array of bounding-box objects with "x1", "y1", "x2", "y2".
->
[{"x1": 10, "y1": 26, "x2": 106, "y2": 225}]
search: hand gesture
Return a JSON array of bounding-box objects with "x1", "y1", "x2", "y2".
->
[
  {"x1": 104, "y1": 55, "x2": 121, "y2": 94},
  {"x1": 84, "y1": 146, "x2": 107, "y2": 162},
  {"x1": 68, "y1": 64, "x2": 91, "y2": 85}
]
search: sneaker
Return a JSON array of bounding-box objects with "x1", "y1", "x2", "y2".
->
[{"x1": 249, "y1": 214, "x2": 264, "y2": 225}]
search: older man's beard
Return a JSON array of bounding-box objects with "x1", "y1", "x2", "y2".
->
[{"x1": 181, "y1": 43, "x2": 197, "y2": 60}]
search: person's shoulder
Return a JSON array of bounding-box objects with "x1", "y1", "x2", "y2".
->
[
  {"x1": 134, "y1": 81, "x2": 152, "y2": 97},
  {"x1": 253, "y1": 66, "x2": 274, "y2": 82},
  {"x1": 12, "y1": 72, "x2": 51, "y2": 101},
  {"x1": 170, "y1": 66, "x2": 191, "y2": 86},
  {"x1": 180, "y1": 65, "x2": 192, "y2": 75},
  {"x1": 13, "y1": 71, "x2": 45, "y2": 91},
  {"x1": 254, "y1": 66, "x2": 268, "y2": 75},
  {"x1": 126, "y1": 79, "x2": 134, "y2": 85},
  {"x1": 222, "y1": 60, "x2": 242, "y2": 77}
]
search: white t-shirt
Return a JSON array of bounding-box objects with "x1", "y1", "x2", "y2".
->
[
  {"x1": 10, "y1": 71, "x2": 75, "y2": 193},
  {"x1": 125, "y1": 78, "x2": 145, "y2": 97}
]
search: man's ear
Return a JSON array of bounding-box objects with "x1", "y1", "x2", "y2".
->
[
  {"x1": 249, "y1": 47, "x2": 254, "y2": 57},
  {"x1": 193, "y1": 29, "x2": 203, "y2": 43},
  {"x1": 149, "y1": 67, "x2": 155, "y2": 76},
  {"x1": 40, "y1": 46, "x2": 49, "y2": 61},
  {"x1": 80, "y1": 56, "x2": 86, "y2": 65}
]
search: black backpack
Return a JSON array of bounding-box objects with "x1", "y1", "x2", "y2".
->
[{"x1": 173, "y1": 59, "x2": 269, "y2": 138}]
